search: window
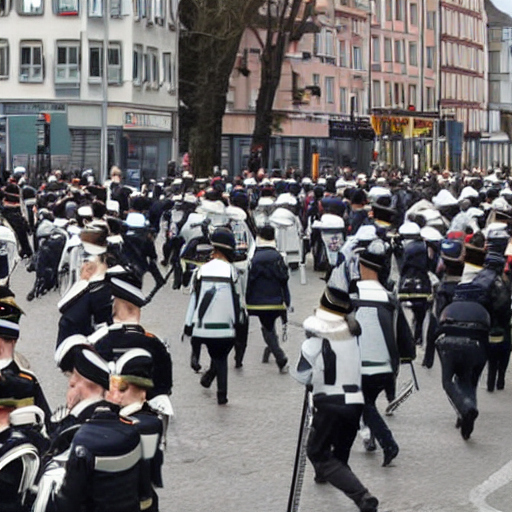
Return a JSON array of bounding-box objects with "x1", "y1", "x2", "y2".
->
[
  {"x1": 426, "y1": 46, "x2": 434, "y2": 69},
  {"x1": 325, "y1": 76, "x2": 334, "y2": 104},
  {"x1": 55, "y1": 41, "x2": 80, "y2": 84},
  {"x1": 168, "y1": 0, "x2": 177, "y2": 25},
  {"x1": 133, "y1": 44, "x2": 143, "y2": 85},
  {"x1": 489, "y1": 28, "x2": 502, "y2": 42},
  {"x1": 394, "y1": 40, "x2": 403, "y2": 63},
  {"x1": 315, "y1": 28, "x2": 335, "y2": 58},
  {"x1": 339, "y1": 40, "x2": 347, "y2": 67},
  {"x1": 385, "y1": 0, "x2": 392, "y2": 21},
  {"x1": 89, "y1": 42, "x2": 102, "y2": 79},
  {"x1": 409, "y1": 42, "x2": 417, "y2": 66},
  {"x1": 410, "y1": 3, "x2": 418, "y2": 26},
  {"x1": 55, "y1": 0, "x2": 78, "y2": 15},
  {"x1": 340, "y1": 87, "x2": 347, "y2": 113},
  {"x1": 312, "y1": 73, "x2": 320, "y2": 86},
  {"x1": 395, "y1": 0, "x2": 403, "y2": 21},
  {"x1": 146, "y1": 47, "x2": 159, "y2": 87},
  {"x1": 426, "y1": 11, "x2": 435, "y2": 30},
  {"x1": 108, "y1": 43, "x2": 122, "y2": 84},
  {"x1": 374, "y1": 0, "x2": 381, "y2": 23},
  {"x1": 426, "y1": 86, "x2": 434, "y2": 110},
  {"x1": 89, "y1": 0, "x2": 102, "y2": 15},
  {"x1": 489, "y1": 51, "x2": 500, "y2": 73},
  {"x1": 384, "y1": 81, "x2": 392, "y2": 106},
  {"x1": 163, "y1": 51, "x2": 175, "y2": 89},
  {"x1": 372, "y1": 80, "x2": 381, "y2": 108},
  {"x1": 353, "y1": 46, "x2": 362, "y2": 70},
  {"x1": 489, "y1": 81, "x2": 500, "y2": 103},
  {"x1": 0, "y1": 40, "x2": 8, "y2": 78},
  {"x1": 88, "y1": 42, "x2": 122, "y2": 84},
  {"x1": 19, "y1": 41, "x2": 43, "y2": 82},
  {"x1": 17, "y1": 0, "x2": 43, "y2": 15},
  {"x1": 372, "y1": 37, "x2": 380, "y2": 63},
  {"x1": 154, "y1": 0, "x2": 164, "y2": 24},
  {"x1": 351, "y1": 93, "x2": 359, "y2": 114},
  {"x1": 384, "y1": 38, "x2": 392, "y2": 62},
  {"x1": 0, "y1": 0, "x2": 12, "y2": 15},
  {"x1": 408, "y1": 84, "x2": 417, "y2": 107}
]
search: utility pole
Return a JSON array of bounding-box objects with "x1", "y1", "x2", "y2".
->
[{"x1": 100, "y1": 0, "x2": 109, "y2": 184}]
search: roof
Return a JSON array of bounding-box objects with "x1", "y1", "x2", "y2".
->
[{"x1": 486, "y1": 0, "x2": 512, "y2": 27}]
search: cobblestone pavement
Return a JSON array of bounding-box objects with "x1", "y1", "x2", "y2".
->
[{"x1": 11, "y1": 258, "x2": 512, "y2": 512}]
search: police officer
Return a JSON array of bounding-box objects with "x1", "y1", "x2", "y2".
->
[
  {"x1": 108, "y1": 349, "x2": 164, "y2": 512},
  {"x1": 293, "y1": 287, "x2": 379, "y2": 512}
]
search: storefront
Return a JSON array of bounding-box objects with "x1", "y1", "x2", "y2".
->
[
  {"x1": 371, "y1": 111, "x2": 437, "y2": 175},
  {"x1": 121, "y1": 111, "x2": 173, "y2": 188}
]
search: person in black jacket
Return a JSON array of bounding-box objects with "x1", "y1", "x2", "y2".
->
[{"x1": 246, "y1": 225, "x2": 290, "y2": 372}]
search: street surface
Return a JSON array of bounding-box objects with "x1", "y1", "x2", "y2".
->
[{"x1": 10, "y1": 257, "x2": 512, "y2": 512}]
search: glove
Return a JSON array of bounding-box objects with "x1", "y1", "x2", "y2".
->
[{"x1": 148, "y1": 394, "x2": 175, "y2": 421}]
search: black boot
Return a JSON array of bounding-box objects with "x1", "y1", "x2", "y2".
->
[
  {"x1": 262, "y1": 346, "x2": 271, "y2": 363},
  {"x1": 200, "y1": 368, "x2": 216, "y2": 388},
  {"x1": 217, "y1": 392, "x2": 228, "y2": 405}
]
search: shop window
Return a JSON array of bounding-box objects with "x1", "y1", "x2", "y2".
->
[
  {"x1": 108, "y1": 43, "x2": 122, "y2": 84},
  {"x1": 89, "y1": 0, "x2": 102, "y2": 16},
  {"x1": 133, "y1": 44, "x2": 143, "y2": 86},
  {"x1": 19, "y1": 41, "x2": 43, "y2": 82},
  {"x1": 55, "y1": 0, "x2": 78, "y2": 15},
  {"x1": 0, "y1": 40, "x2": 8, "y2": 78},
  {"x1": 0, "y1": 0, "x2": 11, "y2": 15},
  {"x1": 55, "y1": 41, "x2": 80, "y2": 84},
  {"x1": 17, "y1": 0, "x2": 43, "y2": 15}
]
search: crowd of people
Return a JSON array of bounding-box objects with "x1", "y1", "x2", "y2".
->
[{"x1": 0, "y1": 161, "x2": 511, "y2": 511}]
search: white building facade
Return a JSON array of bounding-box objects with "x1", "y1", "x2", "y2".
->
[{"x1": 0, "y1": 0, "x2": 178, "y2": 185}]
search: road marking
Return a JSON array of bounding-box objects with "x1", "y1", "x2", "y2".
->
[{"x1": 469, "y1": 460, "x2": 512, "y2": 512}]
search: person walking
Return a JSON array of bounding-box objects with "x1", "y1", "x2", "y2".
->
[
  {"x1": 246, "y1": 224, "x2": 290, "y2": 372},
  {"x1": 293, "y1": 286, "x2": 379, "y2": 512},
  {"x1": 183, "y1": 227, "x2": 243, "y2": 405}
]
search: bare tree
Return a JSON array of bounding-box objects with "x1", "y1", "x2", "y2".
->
[
  {"x1": 250, "y1": 0, "x2": 316, "y2": 170},
  {"x1": 179, "y1": 0, "x2": 265, "y2": 176}
]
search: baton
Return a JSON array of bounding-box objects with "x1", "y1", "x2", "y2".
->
[{"x1": 144, "y1": 263, "x2": 175, "y2": 305}]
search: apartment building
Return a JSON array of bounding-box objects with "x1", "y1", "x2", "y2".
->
[
  {"x1": 439, "y1": 0, "x2": 488, "y2": 167},
  {"x1": 0, "y1": 0, "x2": 178, "y2": 185},
  {"x1": 483, "y1": 0, "x2": 512, "y2": 169},
  {"x1": 222, "y1": 0, "x2": 374, "y2": 175}
]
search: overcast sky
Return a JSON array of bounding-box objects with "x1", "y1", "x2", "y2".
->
[{"x1": 491, "y1": 0, "x2": 512, "y2": 17}]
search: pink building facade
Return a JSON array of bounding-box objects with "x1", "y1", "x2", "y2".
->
[{"x1": 221, "y1": 0, "x2": 375, "y2": 174}]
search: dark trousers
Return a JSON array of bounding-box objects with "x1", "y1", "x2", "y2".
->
[
  {"x1": 192, "y1": 336, "x2": 234, "y2": 396},
  {"x1": 307, "y1": 402, "x2": 369, "y2": 506},
  {"x1": 411, "y1": 300, "x2": 429, "y2": 344},
  {"x1": 486, "y1": 340, "x2": 511, "y2": 391},
  {"x1": 362, "y1": 373, "x2": 397, "y2": 451},
  {"x1": 436, "y1": 336, "x2": 487, "y2": 419},
  {"x1": 252, "y1": 310, "x2": 287, "y2": 366}
]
